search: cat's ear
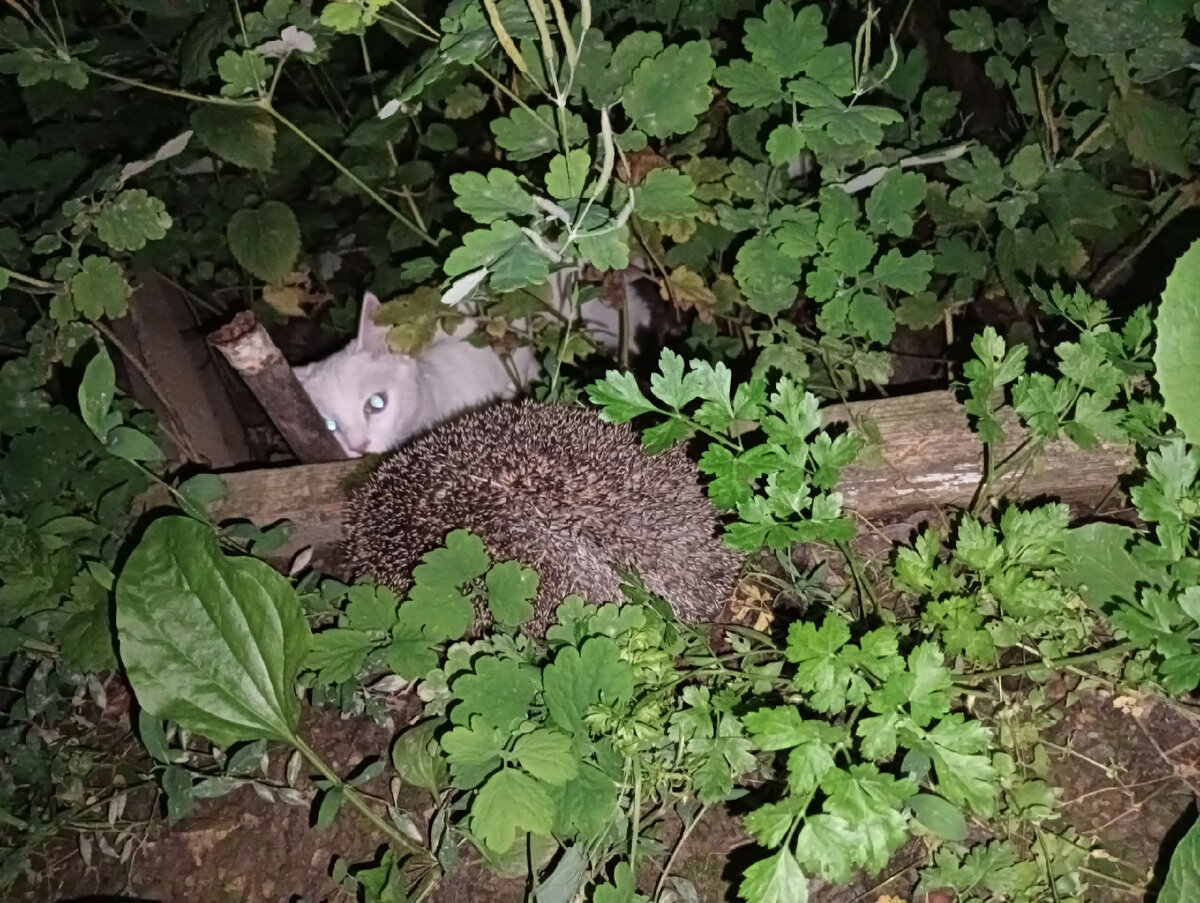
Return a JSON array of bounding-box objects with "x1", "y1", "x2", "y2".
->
[{"x1": 354, "y1": 291, "x2": 389, "y2": 353}]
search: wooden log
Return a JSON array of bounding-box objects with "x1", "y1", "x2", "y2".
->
[
  {"x1": 208, "y1": 311, "x2": 347, "y2": 464},
  {"x1": 199, "y1": 390, "x2": 1136, "y2": 566}
]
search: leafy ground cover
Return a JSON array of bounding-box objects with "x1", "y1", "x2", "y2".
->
[{"x1": 3, "y1": 1, "x2": 1200, "y2": 901}]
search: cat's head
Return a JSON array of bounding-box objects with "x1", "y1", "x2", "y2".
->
[{"x1": 294, "y1": 292, "x2": 418, "y2": 457}]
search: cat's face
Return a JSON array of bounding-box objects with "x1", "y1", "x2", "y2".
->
[{"x1": 295, "y1": 293, "x2": 417, "y2": 457}]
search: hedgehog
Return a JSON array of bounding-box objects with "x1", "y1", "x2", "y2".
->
[{"x1": 341, "y1": 400, "x2": 741, "y2": 635}]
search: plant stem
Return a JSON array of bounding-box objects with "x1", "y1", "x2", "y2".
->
[
  {"x1": 292, "y1": 735, "x2": 435, "y2": 866},
  {"x1": 2, "y1": 268, "x2": 56, "y2": 290},
  {"x1": 955, "y1": 641, "x2": 1136, "y2": 684},
  {"x1": 262, "y1": 104, "x2": 439, "y2": 247},
  {"x1": 653, "y1": 804, "x2": 707, "y2": 900}
]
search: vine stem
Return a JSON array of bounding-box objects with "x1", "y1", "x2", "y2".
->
[
  {"x1": 291, "y1": 734, "x2": 436, "y2": 867},
  {"x1": 2, "y1": 268, "x2": 56, "y2": 290},
  {"x1": 83, "y1": 66, "x2": 439, "y2": 247},
  {"x1": 954, "y1": 641, "x2": 1136, "y2": 684}
]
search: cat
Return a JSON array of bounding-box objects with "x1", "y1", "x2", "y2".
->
[
  {"x1": 295, "y1": 273, "x2": 653, "y2": 458},
  {"x1": 294, "y1": 292, "x2": 539, "y2": 457}
]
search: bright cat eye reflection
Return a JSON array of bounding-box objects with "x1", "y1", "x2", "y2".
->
[
  {"x1": 367, "y1": 392, "x2": 387, "y2": 412},
  {"x1": 324, "y1": 417, "x2": 338, "y2": 432}
]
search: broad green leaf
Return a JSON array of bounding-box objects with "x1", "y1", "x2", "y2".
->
[
  {"x1": 444, "y1": 221, "x2": 550, "y2": 292},
  {"x1": 491, "y1": 105, "x2": 584, "y2": 160},
  {"x1": 511, "y1": 729, "x2": 577, "y2": 785},
  {"x1": 636, "y1": 168, "x2": 700, "y2": 221},
  {"x1": 216, "y1": 49, "x2": 271, "y2": 97},
  {"x1": 946, "y1": 7, "x2": 995, "y2": 52},
  {"x1": 391, "y1": 718, "x2": 447, "y2": 794},
  {"x1": 1110, "y1": 89, "x2": 1190, "y2": 176},
  {"x1": 545, "y1": 148, "x2": 592, "y2": 200},
  {"x1": 485, "y1": 560, "x2": 537, "y2": 627},
  {"x1": 1060, "y1": 522, "x2": 1166, "y2": 611},
  {"x1": 452, "y1": 655, "x2": 540, "y2": 731},
  {"x1": 315, "y1": 786, "x2": 344, "y2": 831},
  {"x1": 623, "y1": 42, "x2": 715, "y2": 139},
  {"x1": 1159, "y1": 814, "x2": 1200, "y2": 903},
  {"x1": 105, "y1": 426, "x2": 164, "y2": 462},
  {"x1": 1153, "y1": 239, "x2": 1200, "y2": 444},
  {"x1": 190, "y1": 105, "x2": 276, "y2": 171},
  {"x1": 227, "y1": 200, "x2": 301, "y2": 283},
  {"x1": 765, "y1": 124, "x2": 805, "y2": 165},
  {"x1": 734, "y1": 235, "x2": 802, "y2": 316},
  {"x1": 472, "y1": 768, "x2": 554, "y2": 853},
  {"x1": 307, "y1": 629, "x2": 374, "y2": 684},
  {"x1": 449, "y1": 169, "x2": 537, "y2": 223},
  {"x1": 70, "y1": 255, "x2": 131, "y2": 320},
  {"x1": 907, "y1": 793, "x2": 968, "y2": 841},
  {"x1": 744, "y1": 1, "x2": 827, "y2": 79},
  {"x1": 94, "y1": 189, "x2": 172, "y2": 252},
  {"x1": 78, "y1": 346, "x2": 116, "y2": 437},
  {"x1": 865, "y1": 170, "x2": 926, "y2": 238},
  {"x1": 738, "y1": 848, "x2": 807, "y2": 903},
  {"x1": 716, "y1": 59, "x2": 785, "y2": 108},
  {"x1": 115, "y1": 516, "x2": 311, "y2": 747}
]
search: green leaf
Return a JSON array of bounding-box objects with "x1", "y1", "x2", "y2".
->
[
  {"x1": 545, "y1": 148, "x2": 592, "y2": 200},
  {"x1": 907, "y1": 793, "x2": 968, "y2": 841},
  {"x1": 190, "y1": 105, "x2": 276, "y2": 171},
  {"x1": 227, "y1": 200, "x2": 301, "y2": 283},
  {"x1": 738, "y1": 848, "x2": 807, "y2": 903},
  {"x1": 411, "y1": 529, "x2": 491, "y2": 588},
  {"x1": 472, "y1": 768, "x2": 554, "y2": 853},
  {"x1": 946, "y1": 7, "x2": 995, "y2": 52},
  {"x1": 78, "y1": 346, "x2": 116, "y2": 438},
  {"x1": 315, "y1": 786, "x2": 344, "y2": 832},
  {"x1": 115, "y1": 516, "x2": 310, "y2": 747},
  {"x1": 623, "y1": 42, "x2": 715, "y2": 139},
  {"x1": 485, "y1": 560, "x2": 537, "y2": 627},
  {"x1": 543, "y1": 637, "x2": 634, "y2": 739},
  {"x1": 1060, "y1": 522, "x2": 1166, "y2": 611},
  {"x1": 177, "y1": 473, "x2": 228, "y2": 512},
  {"x1": 444, "y1": 221, "x2": 550, "y2": 292},
  {"x1": 1110, "y1": 89, "x2": 1191, "y2": 176},
  {"x1": 1153, "y1": 239, "x2": 1200, "y2": 444},
  {"x1": 744, "y1": 0, "x2": 827, "y2": 79},
  {"x1": 70, "y1": 255, "x2": 131, "y2": 320},
  {"x1": 391, "y1": 718, "x2": 447, "y2": 794},
  {"x1": 307, "y1": 629, "x2": 374, "y2": 684},
  {"x1": 848, "y1": 293, "x2": 894, "y2": 343},
  {"x1": 162, "y1": 764, "x2": 195, "y2": 824},
  {"x1": 511, "y1": 729, "x2": 577, "y2": 785},
  {"x1": 765, "y1": 124, "x2": 806, "y2": 165},
  {"x1": 587, "y1": 370, "x2": 657, "y2": 422},
  {"x1": 449, "y1": 169, "x2": 537, "y2": 223},
  {"x1": 94, "y1": 189, "x2": 172, "y2": 252},
  {"x1": 735, "y1": 235, "x2": 802, "y2": 316},
  {"x1": 636, "y1": 168, "x2": 701, "y2": 221},
  {"x1": 105, "y1": 426, "x2": 164, "y2": 462},
  {"x1": 715, "y1": 59, "x2": 785, "y2": 108},
  {"x1": 452, "y1": 655, "x2": 540, "y2": 731},
  {"x1": 215, "y1": 49, "x2": 271, "y2": 97},
  {"x1": 491, "y1": 105, "x2": 583, "y2": 160},
  {"x1": 1160, "y1": 816, "x2": 1200, "y2": 903},
  {"x1": 865, "y1": 170, "x2": 926, "y2": 238},
  {"x1": 874, "y1": 249, "x2": 933, "y2": 293}
]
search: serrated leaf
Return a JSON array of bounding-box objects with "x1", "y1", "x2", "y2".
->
[
  {"x1": 491, "y1": 105, "x2": 584, "y2": 160},
  {"x1": 874, "y1": 248, "x2": 933, "y2": 293},
  {"x1": 307, "y1": 629, "x2": 374, "y2": 684},
  {"x1": 115, "y1": 516, "x2": 310, "y2": 747},
  {"x1": 391, "y1": 718, "x2": 447, "y2": 794},
  {"x1": 190, "y1": 105, "x2": 276, "y2": 171},
  {"x1": 738, "y1": 849, "x2": 807, "y2": 903},
  {"x1": 227, "y1": 200, "x2": 300, "y2": 284},
  {"x1": 865, "y1": 170, "x2": 926, "y2": 238},
  {"x1": 587, "y1": 370, "x2": 657, "y2": 422},
  {"x1": 216, "y1": 49, "x2": 271, "y2": 97},
  {"x1": 1153, "y1": 239, "x2": 1200, "y2": 444}
]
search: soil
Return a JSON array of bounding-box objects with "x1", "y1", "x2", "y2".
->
[{"x1": 16, "y1": 674, "x2": 1199, "y2": 903}]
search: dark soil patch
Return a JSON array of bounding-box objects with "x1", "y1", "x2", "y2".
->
[{"x1": 17, "y1": 686, "x2": 1200, "y2": 903}]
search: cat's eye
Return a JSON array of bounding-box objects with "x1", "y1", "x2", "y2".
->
[
  {"x1": 365, "y1": 392, "x2": 387, "y2": 414},
  {"x1": 324, "y1": 417, "x2": 338, "y2": 432}
]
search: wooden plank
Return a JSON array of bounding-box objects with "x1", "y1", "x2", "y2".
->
[{"x1": 196, "y1": 390, "x2": 1136, "y2": 565}]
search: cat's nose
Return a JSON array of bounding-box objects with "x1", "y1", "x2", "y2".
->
[{"x1": 348, "y1": 440, "x2": 369, "y2": 455}]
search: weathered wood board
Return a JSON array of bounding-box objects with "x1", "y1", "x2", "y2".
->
[{"x1": 188, "y1": 390, "x2": 1135, "y2": 565}]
